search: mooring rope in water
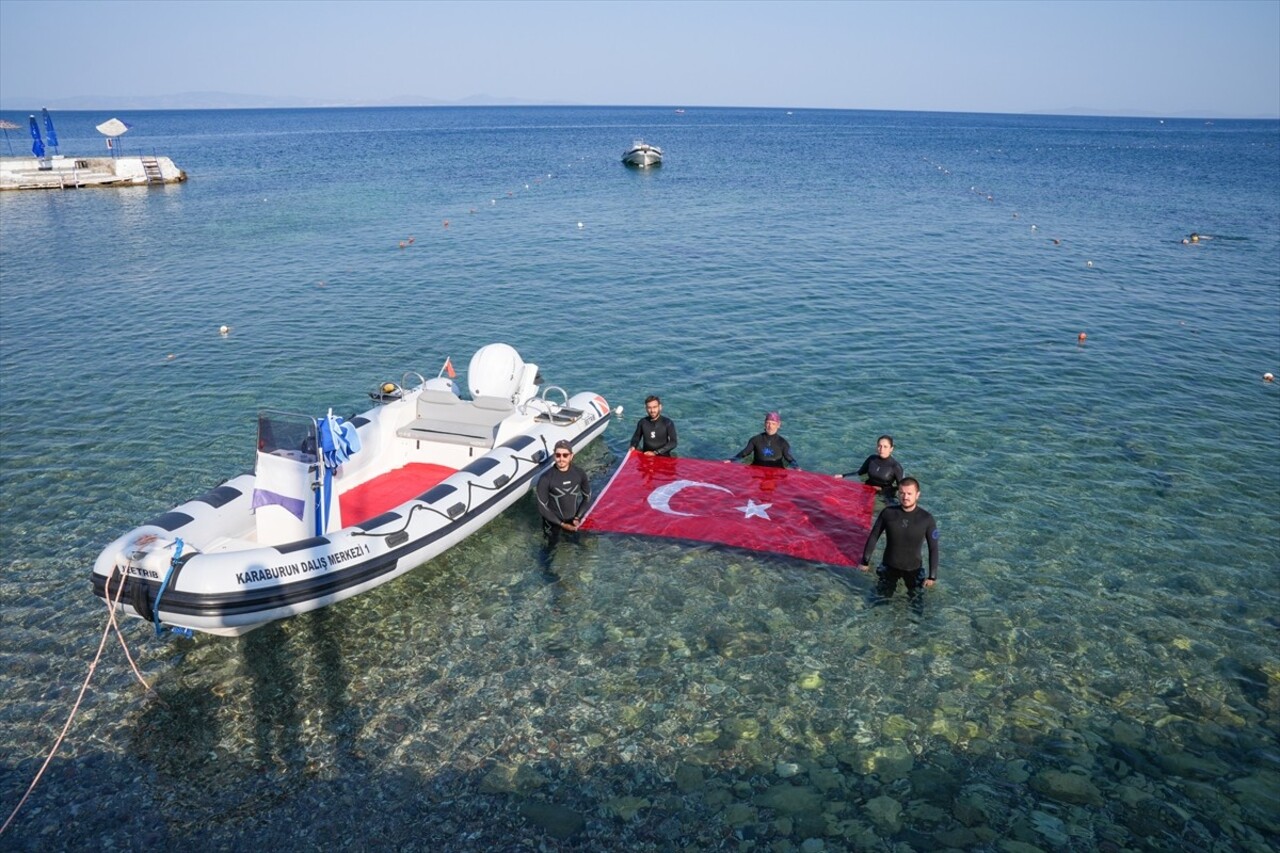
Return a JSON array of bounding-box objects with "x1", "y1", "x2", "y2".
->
[{"x1": 0, "y1": 567, "x2": 154, "y2": 837}]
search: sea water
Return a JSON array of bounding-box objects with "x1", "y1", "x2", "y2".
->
[{"x1": 1, "y1": 106, "x2": 1277, "y2": 850}]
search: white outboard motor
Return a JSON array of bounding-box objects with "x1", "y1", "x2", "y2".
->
[{"x1": 468, "y1": 343, "x2": 540, "y2": 405}]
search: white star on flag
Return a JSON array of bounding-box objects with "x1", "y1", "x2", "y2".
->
[{"x1": 737, "y1": 499, "x2": 772, "y2": 520}]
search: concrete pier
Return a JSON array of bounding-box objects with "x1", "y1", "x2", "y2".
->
[{"x1": 0, "y1": 154, "x2": 187, "y2": 191}]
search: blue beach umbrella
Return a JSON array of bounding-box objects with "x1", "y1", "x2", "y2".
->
[
  {"x1": 41, "y1": 108, "x2": 59, "y2": 153},
  {"x1": 28, "y1": 115, "x2": 44, "y2": 158}
]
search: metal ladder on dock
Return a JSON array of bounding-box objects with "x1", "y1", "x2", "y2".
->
[{"x1": 141, "y1": 157, "x2": 164, "y2": 184}]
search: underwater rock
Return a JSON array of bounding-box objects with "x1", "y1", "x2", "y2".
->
[
  {"x1": 723, "y1": 716, "x2": 762, "y2": 741},
  {"x1": 934, "y1": 827, "x2": 982, "y2": 847},
  {"x1": 809, "y1": 767, "x2": 843, "y2": 794},
  {"x1": 1228, "y1": 771, "x2": 1280, "y2": 834},
  {"x1": 1003, "y1": 759, "x2": 1032, "y2": 784},
  {"x1": 776, "y1": 761, "x2": 801, "y2": 778},
  {"x1": 1157, "y1": 749, "x2": 1231, "y2": 780},
  {"x1": 517, "y1": 800, "x2": 584, "y2": 839},
  {"x1": 797, "y1": 672, "x2": 823, "y2": 689},
  {"x1": 1030, "y1": 769, "x2": 1103, "y2": 806},
  {"x1": 864, "y1": 795, "x2": 903, "y2": 834},
  {"x1": 723, "y1": 802, "x2": 756, "y2": 826},
  {"x1": 953, "y1": 789, "x2": 996, "y2": 827},
  {"x1": 674, "y1": 762, "x2": 705, "y2": 793},
  {"x1": 605, "y1": 795, "x2": 650, "y2": 821},
  {"x1": 910, "y1": 765, "x2": 962, "y2": 800},
  {"x1": 998, "y1": 841, "x2": 1048, "y2": 853},
  {"x1": 754, "y1": 783, "x2": 824, "y2": 816},
  {"x1": 869, "y1": 744, "x2": 914, "y2": 781},
  {"x1": 479, "y1": 761, "x2": 547, "y2": 794},
  {"x1": 799, "y1": 839, "x2": 825, "y2": 853},
  {"x1": 1029, "y1": 809, "x2": 1070, "y2": 846},
  {"x1": 882, "y1": 714, "x2": 916, "y2": 739}
]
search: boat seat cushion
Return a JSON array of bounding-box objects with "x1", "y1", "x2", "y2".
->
[
  {"x1": 473, "y1": 395, "x2": 516, "y2": 412},
  {"x1": 416, "y1": 389, "x2": 461, "y2": 417},
  {"x1": 397, "y1": 398, "x2": 514, "y2": 447}
]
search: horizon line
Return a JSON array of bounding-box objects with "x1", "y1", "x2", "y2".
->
[{"x1": 1, "y1": 99, "x2": 1275, "y2": 122}]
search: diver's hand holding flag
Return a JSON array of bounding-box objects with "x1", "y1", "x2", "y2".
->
[{"x1": 580, "y1": 451, "x2": 877, "y2": 567}]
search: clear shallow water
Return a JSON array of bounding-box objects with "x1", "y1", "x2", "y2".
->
[{"x1": 1, "y1": 107, "x2": 1278, "y2": 850}]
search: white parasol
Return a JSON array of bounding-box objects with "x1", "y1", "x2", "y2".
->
[{"x1": 95, "y1": 117, "x2": 130, "y2": 137}]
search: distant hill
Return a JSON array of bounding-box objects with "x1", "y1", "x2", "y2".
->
[{"x1": 1, "y1": 91, "x2": 561, "y2": 111}]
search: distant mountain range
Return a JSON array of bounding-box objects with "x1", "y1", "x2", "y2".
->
[
  {"x1": 0, "y1": 92, "x2": 1270, "y2": 119},
  {"x1": 0, "y1": 91, "x2": 560, "y2": 111}
]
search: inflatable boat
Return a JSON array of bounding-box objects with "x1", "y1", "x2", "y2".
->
[
  {"x1": 91, "y1": 344, "x2": 611, "y2": 637},
  {"x1": 622, "y1": 141, "x2": 662, "y2": 168}
]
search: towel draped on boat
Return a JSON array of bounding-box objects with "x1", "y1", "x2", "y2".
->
[{"x1": 316, "y1": 410, "x2": 362, "y2": 534}]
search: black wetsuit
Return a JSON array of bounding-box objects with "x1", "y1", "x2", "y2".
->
[
  {"x1": 843, "y1": 454, "x2": 904, "y2": 498},
  {"x1": 630, "y1": 415, "x2": 678, "y2": 455},
  {"x1": 862, "y1": 504, "x2": 939, "y2": 597},
  {"x1": 731, "y1": 432, "x2": 796, "y2": 468},
  {"x1": 536, "y1": 463, "x2": 591, "y2": 543}
]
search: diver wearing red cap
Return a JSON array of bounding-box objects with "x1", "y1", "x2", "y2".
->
[{"x1": 728, "y1": 412, "x2": 798, "y2": 469}]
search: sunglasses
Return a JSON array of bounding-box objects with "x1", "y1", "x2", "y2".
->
[{"x1": 553, "y1": 451, "x2": 572, "y2": 458}]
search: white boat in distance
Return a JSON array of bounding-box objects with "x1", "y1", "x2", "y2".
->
[
  {"x1": 622, "y1": 141, "x2": 663, "y2": 168},
  {"x1": 92, "y1": 344, "x2": 611, "y2": 637}
]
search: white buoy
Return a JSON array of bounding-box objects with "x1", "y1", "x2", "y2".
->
[
  {"x1": 219, "y1": 324, "x2": 230, "y2": 336},
  {"x1": 577, "y1": 222, "x2": 584, "y2": 229},
  {"x1": 613, "y1": 405, "x2": 624, "y2": 416}
]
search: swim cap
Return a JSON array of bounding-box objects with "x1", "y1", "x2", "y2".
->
[{"x1": 765, "y1": 411, "x2": 781, "y2": 423}]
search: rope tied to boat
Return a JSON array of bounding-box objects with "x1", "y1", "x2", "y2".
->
[
  {"x1": 152, "y1": 538, "x2": 193, "y2": 639},
  {"x1": 1, "y1": 566, "x2": 156, "y2": 837}
]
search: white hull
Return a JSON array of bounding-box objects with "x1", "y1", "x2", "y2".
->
[
  {"x1": 622, "y1": 142, "x2": 662, "y2": 168},
  {"x1": 91, "y1": 346, "x2": 610, "y2": 636}
]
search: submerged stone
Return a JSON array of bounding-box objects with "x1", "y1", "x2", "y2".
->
[
  {"x1": 518, "y1": 800, "x2": 584, "y2": 839},
  {"x1": 869, "y1": 744, "x2": 914, "y2": 780},
  {"x1": 674, "y1": 762, "x2": 705, "y2": 793},
  {"x1": 606, "y1": 796, "x2": 651, "y2": 821},
  {"x1": 1030, "y1": 769, "x2": 1103, "y2": 806},
  {"x1": 864, "y1": 795, "x2": 903, "y2": 833},
  {"x1": 754, "y1": 783, "x2": 824, "y2": 816},
  {"x1": 479, "y1": 761, "x2": 547, "y2": 795}
]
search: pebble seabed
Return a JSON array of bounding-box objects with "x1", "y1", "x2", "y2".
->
[{"x1": 7, "y1": 515, "x2": 1277, "y2": 852}]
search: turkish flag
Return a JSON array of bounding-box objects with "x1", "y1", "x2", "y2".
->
[{"x1": 581, "y1": 451, "x2": 878, "y2": 567}]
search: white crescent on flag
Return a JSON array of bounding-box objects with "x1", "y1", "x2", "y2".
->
[
  {"x1": 646, "y1": 479, "x2": 732, "y2": 516},
  {"x1": 582, "y1": 450, "x2": 878, "y2": 568}
]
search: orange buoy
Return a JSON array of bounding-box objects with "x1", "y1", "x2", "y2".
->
[{"x1": 1078, "y1": 332, "x2": 1087, "y2": 343}]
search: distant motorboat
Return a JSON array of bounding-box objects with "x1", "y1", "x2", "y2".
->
[{"x1": 622, "y1": 141, "x2": 662, "y2": 168}]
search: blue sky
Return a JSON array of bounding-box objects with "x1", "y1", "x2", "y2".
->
[{"x1": 2, "y1": 0, "x2": 1277, "y2": 116}]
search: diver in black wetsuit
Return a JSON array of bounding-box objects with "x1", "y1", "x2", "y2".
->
[
  {"x1": 728, "y1": 411, "x2": 798, "y2": 468},
  {"x1": 630, "y1": 395, "x2": 678, "y2": 456},
  {"x1": 859, "y1": 477, "x2": 939, "y2": 600},
  {"x1": 837, "y1": 434, "x2": 904, "y2": 500},
  {"x1": 536, "y1": 440, "x2": 591, "y2": 549}
]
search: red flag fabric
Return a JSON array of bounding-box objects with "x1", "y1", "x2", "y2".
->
[
  {"x1": 581, "y1": 451, "x2": 878, "y2": 567},
  {"x1": 443, "y1": 357, "x2": 457, "y2": 379}
]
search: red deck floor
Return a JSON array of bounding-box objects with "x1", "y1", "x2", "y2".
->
[{"x1": 339, "y1": 463, "x2": 456, "y2": 526}]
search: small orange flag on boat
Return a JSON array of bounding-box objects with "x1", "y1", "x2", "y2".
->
[{"x1": 442, "y1": 357, "x2": 457, "y2": 379}]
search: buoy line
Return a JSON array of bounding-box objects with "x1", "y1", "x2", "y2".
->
[{"x1": 1, "y1": 568, "x2": 155, "y2": 837}]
